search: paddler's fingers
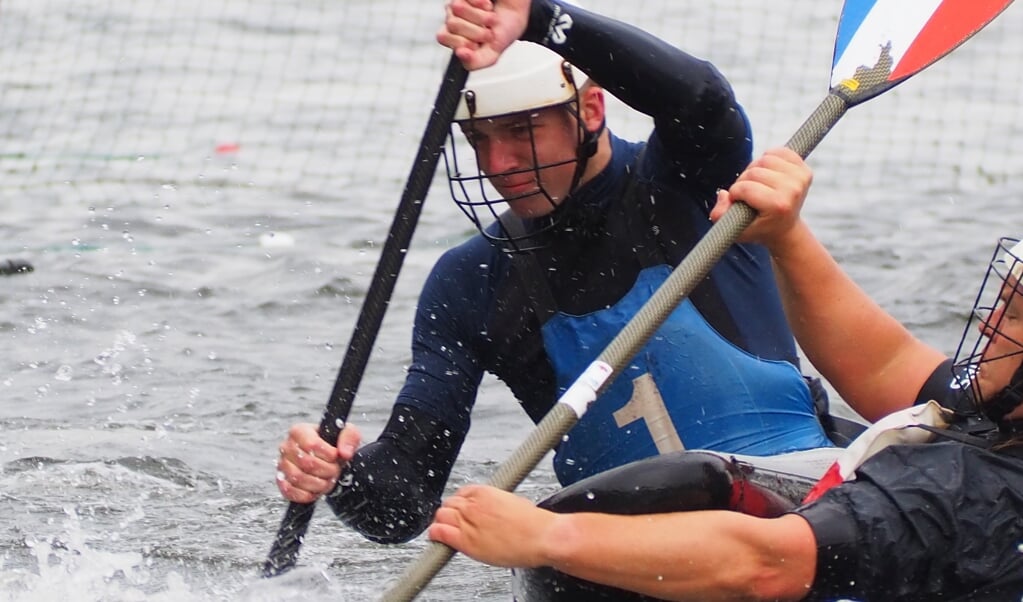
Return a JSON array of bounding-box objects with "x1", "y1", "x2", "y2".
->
[
  {"x1": 285, "y1": 422, "x2": 341, "y2": 464},
  {"x1": 336, "y1": 423, "x2": 362, "y2": 464},
  {"x1": 276, "y1": 460, "x2": 337, "y2": 504}
]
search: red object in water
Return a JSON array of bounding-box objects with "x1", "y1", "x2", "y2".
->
[{"x1": 215, "y1": 142, "x2": 241, "y2": 154}]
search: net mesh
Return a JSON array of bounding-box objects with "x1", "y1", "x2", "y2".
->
[{"x1": 2, "y1": 0, "x2": 1021, "y2": 208}]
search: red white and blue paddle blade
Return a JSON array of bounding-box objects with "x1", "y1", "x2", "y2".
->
[{"x1": 830, "y1": 0, "x2": 1014, "y2": 104}]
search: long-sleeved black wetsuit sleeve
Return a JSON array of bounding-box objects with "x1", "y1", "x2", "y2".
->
[
  {"x1": 323, "y1": 238, "x2": 493, "y2": 543},
  {"x1": 324, "y1": 404, "x2": 465, "y2": 543},
  {"x1": 523, "y1": 0, "x2": 750, "y2": 182}
]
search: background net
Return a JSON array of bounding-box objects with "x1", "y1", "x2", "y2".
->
[{"x1": 3, "y1": 0, "x2": 1020, "y2": 211}]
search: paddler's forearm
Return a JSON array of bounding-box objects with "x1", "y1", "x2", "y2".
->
[{"x1": 538, "y1": 510, "x2": 815, "y2": 601}]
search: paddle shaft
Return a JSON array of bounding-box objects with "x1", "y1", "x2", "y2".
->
[
  {"x1": 377, "y1": 88, "x2": 849, "y2": 602},
  {"x1": 261, "y1": 54, "x2": 468, "y2": 578}
]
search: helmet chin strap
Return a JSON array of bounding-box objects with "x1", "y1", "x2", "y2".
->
[{"x1": 567, "y1": 118, "x2": 606, "y2": 197}]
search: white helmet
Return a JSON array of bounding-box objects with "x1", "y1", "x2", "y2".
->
[{"x1": 454, "y1": 41, "x2": 589, "y2": 121}]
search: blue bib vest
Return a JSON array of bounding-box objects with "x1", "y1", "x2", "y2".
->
[{"x1": 544, "y1": 264, "x2": 833, "y2": 485}]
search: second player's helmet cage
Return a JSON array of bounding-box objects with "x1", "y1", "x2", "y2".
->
[
  {"x1": 443, "y1": 41, "x2": 598, "y2": 250},
  {"x1": 952, "y1": 236, "x2": 1023, "y2": 423}
]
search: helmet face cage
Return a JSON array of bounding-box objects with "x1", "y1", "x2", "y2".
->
[
  {"x1": 952, "y1": 237, "x2": 1023, "y2": 411},
  {"x1": 443, "y1": 80, "x2": 589, "y2": 252}
]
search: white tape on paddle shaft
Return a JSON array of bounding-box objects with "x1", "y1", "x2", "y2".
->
[{"x1": 558, "y1": 360, "x2": 614, "y2": 417}]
